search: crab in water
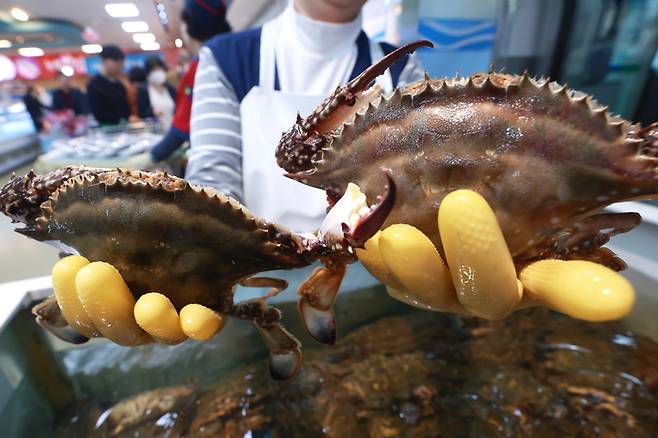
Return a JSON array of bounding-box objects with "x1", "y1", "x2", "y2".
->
[{"x1": 0, "y1": 166, "x2": 395, "y2": 379}]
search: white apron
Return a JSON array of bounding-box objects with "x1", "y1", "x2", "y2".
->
[{"x1": 237, "y1": 17, "x2": 392, "y2": 302}]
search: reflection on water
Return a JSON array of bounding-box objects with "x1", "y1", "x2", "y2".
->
[{"x1": 53, "y1": 302, "x2": 658, "y2": 437}]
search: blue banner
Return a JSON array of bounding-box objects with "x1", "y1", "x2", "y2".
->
[{"x1": 85, "y1": 52, "x2": 163, "y2": 76}]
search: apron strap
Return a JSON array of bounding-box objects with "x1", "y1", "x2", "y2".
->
[
  {"x1": 259, "y1": 19, "x2": 279, "y2": 91},
  {"x1": 348, "y1": 31, "x2": 372, "y2": 81}
]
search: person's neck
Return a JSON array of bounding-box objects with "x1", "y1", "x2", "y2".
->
[
  {"x1": 101, "y1": 70, "x2": 118, "y2": 81},
  {"x1": 293, "y1": 0, "x2": 360, "y2": 23},
  {"x1": 282, "y1": 2, "x2": 362, "y2": 58},
  {"x1": 186, "y1": 39, "x2": 201, "y2": 56}
]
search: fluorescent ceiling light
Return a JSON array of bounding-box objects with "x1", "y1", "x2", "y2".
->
[
  {"x1": 18, "y1": 47, "x2": 44, "y2": 57},
  {"x1": 105, "y1": 3, "x2": 139, "y2": 18},
  {"x1": 11, "y1": 7, "x2": 29, "y2": 22},
  {"x1": 0, "y1": 39, "x2": 12, "y2": 48},
  {"x1": 60, "y1": 65, "x2": 74, "y2": 77},
  {"x1": 81, "y1": 44, "x2": 102, "y2": 54},
  {"x1": 140, "y1": 41, "x2": 160, "y2": 51},
  {"x1": 132, "y1": 32, "x2": 155, "y2": 43},
  {"x1": 121, "y1": 21, "x2": 149, "y2": 32},
  {"x1": 174, "y1": 38, "x2": 183, "y2": 48}
]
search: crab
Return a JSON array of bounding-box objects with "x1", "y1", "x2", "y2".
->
[
  {"x1": 276, "y1": 40, "x2": 658, "y2": 275},
  {"x1": 0, "y1": 166, "x2": 394, "y2": 380}
]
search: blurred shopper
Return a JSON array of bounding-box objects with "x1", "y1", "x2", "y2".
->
[
  {"x1": 186, "y1": 0, "x2": 424, "y2": 231},
  {"x1": 52, "y1": 72, "x2": 87, "y2": 115},
  {"x1": 126, "y1": 0, "x2": 231, "y2": 169},
  {"x1": 127, "y1": 66, "x2": 146, "y2": 118},
  {"x1": 23, "y1": 84, "x2": 50, "y2": 132},
  {"x1": 87, "y1": 45, "x2": 131, "y2": 125},
  {"x1": 137, "y1": 56, "x2": 176, "y2": 127}
]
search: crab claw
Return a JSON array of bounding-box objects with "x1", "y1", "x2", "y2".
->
[
  {"x1": 298, "y1": 262, "x2": 346, "y2": 345},
  {"x1": 319, "y1": 172, "x2": 396, "y2": 249},
  {"x1": 347, "y1": 40, "x2": 434, "y2": 94},
  {"x1": 254, "y1": 321, "x2": 303, "y2": 380},
  {"x1": 350, "y1": 173, "x2": 396, "y2": 245}
]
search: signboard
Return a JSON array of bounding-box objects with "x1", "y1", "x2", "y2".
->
[
  {"x1": 1, "y1": 52, "x2": 89, "y2": 81},
  {"x1": 0, "y1": 48, "x2": 180, "y2": 81}
]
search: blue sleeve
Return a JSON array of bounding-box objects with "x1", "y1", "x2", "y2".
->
[
  {"x1": 205, "y1": 27, "x2": 261, "y2": 101},
  {"x1": 150, "y1": 127, "x2": 187, "y2": 162}
]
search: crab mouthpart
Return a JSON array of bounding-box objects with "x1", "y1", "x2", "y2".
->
[{"x1": 319, "y1": 173, "x2": 396, "y2": 248}]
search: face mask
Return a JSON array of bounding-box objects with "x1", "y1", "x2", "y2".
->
[{"x1": 148, "y1": 70, "x2": 167, "y2": 85}]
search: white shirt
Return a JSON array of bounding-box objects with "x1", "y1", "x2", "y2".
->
[
  {"x1": 275, "y1": 3, "x2": 362, "y2": 94},
  {"x1": 147, "y1": 85, "x2": 175, "y2": 130}
]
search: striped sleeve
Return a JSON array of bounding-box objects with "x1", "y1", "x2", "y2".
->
[
  {"x1": 398, "y1": 53, "x2": 426, "y2": 86},
  {"x1": 186, "y1": 46, "x2": 244, "y2": 202}
]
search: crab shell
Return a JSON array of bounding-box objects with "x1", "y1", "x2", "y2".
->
[
  {"x1": 277, "y1": 40, "x2": 658, "y2": 272},
  {"x1": 4, "y1": 168, "x2": 316, "y2": 309}
]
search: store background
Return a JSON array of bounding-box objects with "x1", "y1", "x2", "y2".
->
[{"x1": 0, "y1": 0, "x2": 657, "y2": 436}]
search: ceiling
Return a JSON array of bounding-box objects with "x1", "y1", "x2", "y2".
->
[{"x1": 0, "y1": 0, "x2": 182, "y2": 53}]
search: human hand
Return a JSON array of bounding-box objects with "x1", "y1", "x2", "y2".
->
[
  {"x1": 39, "y1": 256, "x2": 225, "y2": 345},
  {"x1": 357, "y1": 190, "x2": 635, "y2": 321}
]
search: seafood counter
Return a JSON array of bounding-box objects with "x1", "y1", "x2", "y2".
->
[{"x1": 31, "y1": 122, "x2": 173, "y2": 174}]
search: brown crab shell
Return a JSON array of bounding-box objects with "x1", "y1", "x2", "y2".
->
[
  {"x1": 278, "y1": 72, "x2": 658, "y2": 270},
  {"x1": 18, "y1": 169, "x2": 313, "y2": 310}
]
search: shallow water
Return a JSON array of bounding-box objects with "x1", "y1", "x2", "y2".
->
[{"x1": 49, "y1": 290, "x2": 658, "y2": 437}]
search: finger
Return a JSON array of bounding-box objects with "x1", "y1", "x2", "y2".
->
[
  {"x1": 75, "y1": 262, "x2": 152, "y2": 346},
  {"x1": 51, "y1": 255, "x2": 99, "y2": 338},
  {"x1": 356, "y1": 230, "x2": 436, "y2": 309},
  {"x1": 179, "y1": 304, "x2": 226, "y2": 340},
  {"x1": 520, "y1": 259, "x2": 635, "y2": 321},
  {"x1": 438, "y1": 190, "x2": 520, "y2": 319},
  {"x1": 134, "y1": 293, "x2": 187, "y2": 344},
  {"x1": 356, "y1": 231, "x2": 407, "y2": 291},
  {"x1": 378, "y1": 224, "x2": 459, "y2": 311}
]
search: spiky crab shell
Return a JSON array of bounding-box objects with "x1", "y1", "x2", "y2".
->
[
  {"x1": 278, "y1": 72, "x2": 658, "y2": 270},
  {"x1": 15, "y1": 168, "x2": 312, "y2": 310}
]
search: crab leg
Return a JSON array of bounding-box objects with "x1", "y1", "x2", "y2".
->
[
  {"x1": 239, "y1": 276, "x2": 289, "y2": 301},
  {"x1": 298, "y1": 261, "x2": 346, "y2": 345},
  {"x1": 230, "y1": 279, "x2": 302, "y2": 380},
  {"x1": 254, "y1": 321, "x2": 302, "y2": 380},
  {"x1": 32, "y1": 296, "x2": 89, "y2": 344}
]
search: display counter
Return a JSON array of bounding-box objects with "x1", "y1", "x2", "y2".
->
[
  {"x1": 0, "y1": 103, "x2": 39, "y2": 175},
  {"x1": 32, "y1": 121, "x2": 168, "y2": 173}
]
